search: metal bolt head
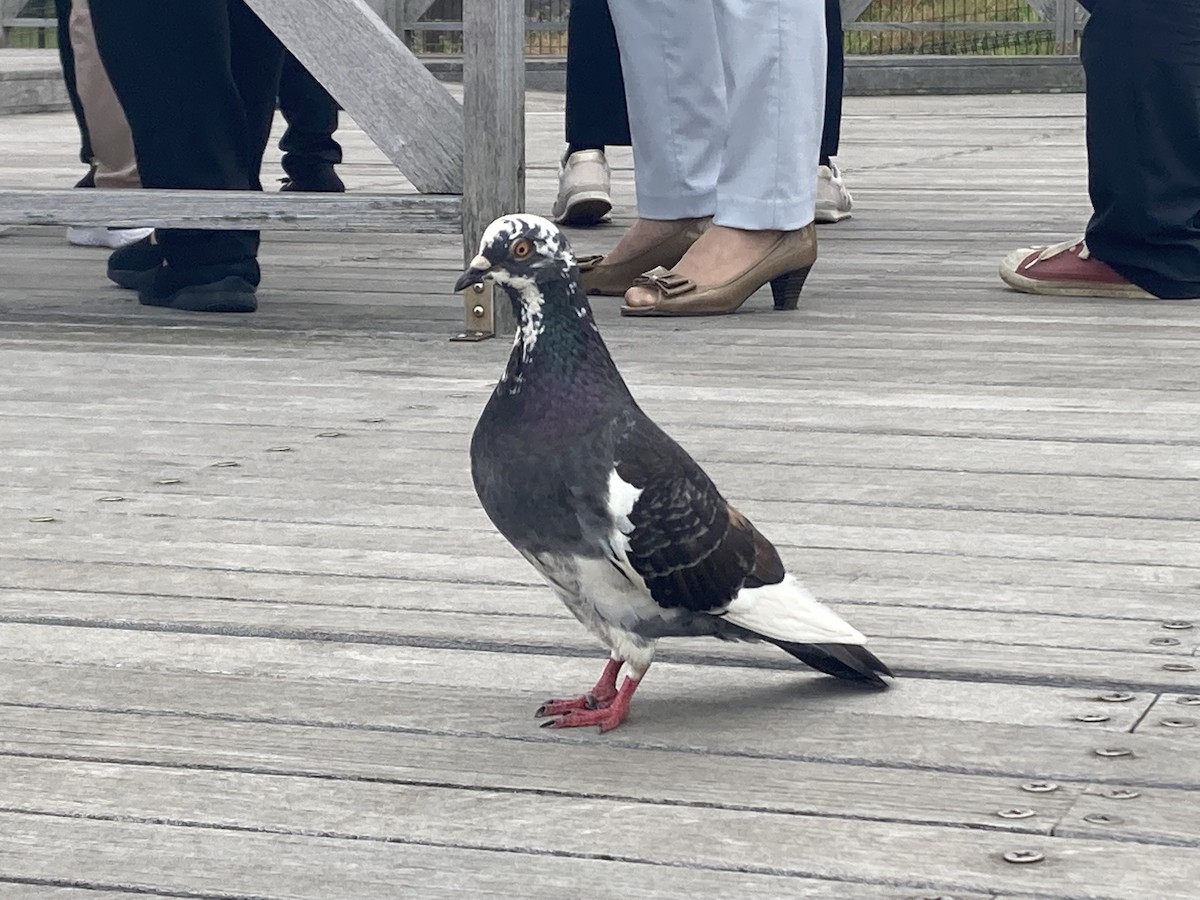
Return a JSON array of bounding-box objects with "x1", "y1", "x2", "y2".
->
[
  {"x1": 1177, "y1": 696, "x2": 1200, "y2": 706},
  {"x1": 1095, "y1": 747, "x2": 1134, "y2": 758},
  {"x1": 1082, "y1": 813, "x2": 1123, "y2": 825},
  {"x1": 1163, "y1": 663, "x2": 1197, "y2": 672},
  {"x1": 1097, "y1": 692, "x2": 1136, "y2": 702},
  {"x1": 1160, "y1": 718, "x2": 1197, "y2": 728},
  {"x1": 471, "y1": 282, "x2": 485, "y2": 294},
  {"x1": 996, "y1": 807, "x2": 1036, "y2": 819},
  {"x1": 1074, "y1": 713, "x2": 1110, "y2": 723},
  {"x1": 1021, "y1": 781, "x2": 1059, "y2": 793},
  {"x1": 472, "y1": 304, "x2": 486, "y2": 318},
  {"x1": 1101, "y1": 788, "x2": 1141, "y2": 800},
  {"x1": 1149, "y1": 636, "x2": 1181, "y2": 646},
  {"x1": 1003, "y1": 849, "x2": 1045, "y2": 864},
  {"x1": 1162, "y1": 620, "x2": 1195, "y2": 630}
]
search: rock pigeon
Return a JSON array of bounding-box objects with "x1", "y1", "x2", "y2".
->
[{"x1": 457, "y1": 214, "x2": 892, "y2": 732}]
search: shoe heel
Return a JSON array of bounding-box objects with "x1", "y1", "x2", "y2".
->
[{"x1": 770, "y1": 264, "x2": 812, "y2": 311}]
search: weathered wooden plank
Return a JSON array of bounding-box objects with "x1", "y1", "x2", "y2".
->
[
  {"x1": 0, "y1": 706, "x2": 1081, "y2": 837},
  {"x1": 5, "y1": 660, "x2": 1194, "y2": 790},
  {"x1": 0, "y1": 188, "x2": 461, "y2": 231},
  {"x1": 0, "y1": 811, "x2": 958, "y2": 900},
  {"x1": 0, "y1": 639, "x2": 1182, "y2": 752},
  {"x1": 245, "y1": 0, "x2": 463, "y2": 193},
  {"x1": 4, "y1": 757, "x2": 1197, "y2": 899}
]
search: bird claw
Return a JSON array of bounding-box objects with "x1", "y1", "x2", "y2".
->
[
  {"x1": 539, "y1": 705, "x2": 629, "y2": 733},
  {"x1": 534, "y1": 692, "x2": 608, "y2": 718}
]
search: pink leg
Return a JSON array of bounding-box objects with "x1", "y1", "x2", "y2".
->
[
  {"x1": 541, "y1": 675, "x2": 641, "y2": 733},
  {"x1": 535, "y1": 657, "x2": 623, "y2": 719}
]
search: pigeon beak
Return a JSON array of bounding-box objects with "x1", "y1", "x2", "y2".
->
[{"x1": 454, "y1": 254, "x2": 492, "y2": 292}]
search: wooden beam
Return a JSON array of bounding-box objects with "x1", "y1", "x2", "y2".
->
[
  {"x1": 0, "y1": 189, "x2": 461, "y2": 233},
  {"x1": 458, "y1": 0, "x2": 524, "y2": 338},
  {"x1": 840, "y1": 0, "x2": 875, "y2": 23},
  {"x1": 244, "y1": 0, "x2": 463, "y2": 194}
]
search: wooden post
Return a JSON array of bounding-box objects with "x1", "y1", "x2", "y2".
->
[
  {"x1": 455, "y1": 0, "x2": 524, "y2": 340},
  {"x1": 1053, "y1": 0, "x2": 1076, "y2": 54}
]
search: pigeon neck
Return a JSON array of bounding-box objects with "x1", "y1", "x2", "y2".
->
[{"x1": 497, "y1": 274, "x2": 622, "y2": 399}]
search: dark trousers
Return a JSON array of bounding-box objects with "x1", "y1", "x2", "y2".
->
[
  {"x1": 820, "y1": 0, "x2": 844, "y2": 165},
  {"x1": 563, "y1": 0, "x2": 844, "y2": 160},
  {"x1": 564, "y1": 0, "x2": 630, "y2": 147},
  {"x1": 278, "y1": 51, "x2": 342, "y2": 180},
  {"x1": 1082, "y1": 0, "x2": 1200, "y2": 299},
  {"x1": 54, "y1": 0, "x2": 92, "y2": 169},
  {"x1": 89, "y1": 0, "x2": 283, "y2": 271}
]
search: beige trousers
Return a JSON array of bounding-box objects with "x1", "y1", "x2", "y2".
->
[{"x1": 69, "y1": 0, "x2": 141, "y2": 189}]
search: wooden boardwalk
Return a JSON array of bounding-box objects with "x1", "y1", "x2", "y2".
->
[{"x1": 1, "y1": 89, "x2": 1199, "y2": 899}]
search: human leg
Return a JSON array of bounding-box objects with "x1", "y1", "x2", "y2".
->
[
  {"x1": 1082, "y1": 0, "x2": 1200, "y2": 299},
  {"x1": 616, "y1": 0, "x2": 825, "y2": 314},
  {"x1": 816, "y1": 0, "x2": 852, "y2": 223},
  {"x1": 90, "y1": 0, "x2": 283, "y2": 311},
  {"x1": 277, "y1": 50, "x2": 344, "y2": 192},
  {"x1": 1000, "y1": 0, "x2": 1200, "y2": 300}
]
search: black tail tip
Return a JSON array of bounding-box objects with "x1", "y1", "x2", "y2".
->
[{"x1": 773, "y1": 640, "x2": 894, "y2": 688}]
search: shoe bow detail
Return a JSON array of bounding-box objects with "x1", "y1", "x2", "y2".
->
[{"x1": 633, "y1": 266, "x2": 695, "y2": 298}]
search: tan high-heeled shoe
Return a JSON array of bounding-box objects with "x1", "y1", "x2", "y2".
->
[
  {"x1": 577, "y1": 216, "x2": 711, "y2": 296},
  {"x1": 620, "y1": 224, "x2": 817, "y2": 317}
]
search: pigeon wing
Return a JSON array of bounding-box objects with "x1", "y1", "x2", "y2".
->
[{"x1": 613, "y1": 412, "x2": 784, "y2": 613}]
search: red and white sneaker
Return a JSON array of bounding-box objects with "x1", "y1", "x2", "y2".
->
[{"x1": 999, "y1": 238, "x2": 1155, "y2": 299}]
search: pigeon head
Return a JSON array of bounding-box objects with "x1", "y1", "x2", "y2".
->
[
  {"x1": 454, "y1": 213, "x2": 577, "y2": 296},
  {"x1": 455, "y1": 214, "x2": 599, "y2": 368}
]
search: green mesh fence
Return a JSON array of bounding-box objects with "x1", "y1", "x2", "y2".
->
[
  {"x1": 847, "y1": 0, "x2": 1060, "y2": 55},
  {"x1": 2, "y1": 0, "x2": 1074, "y2": 56}
]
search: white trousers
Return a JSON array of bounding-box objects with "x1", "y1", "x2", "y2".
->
[{"x1": 607, "y1": 0, "x2": 825, "y2": 230}]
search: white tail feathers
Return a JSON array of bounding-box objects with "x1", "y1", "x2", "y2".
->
[{"x1": 721, "y1": 574, "x2": 866, "y2": 645}]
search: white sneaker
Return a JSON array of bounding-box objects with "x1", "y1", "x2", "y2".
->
[
  {"x1": 815, "y1": 162, "x2": 853, "y2": 223},
  {"x1": 551, "y1": 149, "x2": 612, "y2": 227},
  {"x1": 67, "y1": 225, "x2": 155, "y2": 248}
]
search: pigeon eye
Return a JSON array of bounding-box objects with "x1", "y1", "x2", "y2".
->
[{"x1": 511, "y1": 238, "x2": 533, "y2": 260}]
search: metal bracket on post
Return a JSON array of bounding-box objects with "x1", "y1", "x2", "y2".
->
[{"x1": 451, "y1": 281, "x2": 497, "y2": 342}]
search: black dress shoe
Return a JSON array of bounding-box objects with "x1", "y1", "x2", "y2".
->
[
  {"x1": 107, "y1": 235, "x2": 164, "y2": 291},
  {"x1": 138, "y1": 261, "x2": 260, "y2": 313},
  {"x1": 279, "y1": 167, "x2": 345, "y2": 192}
]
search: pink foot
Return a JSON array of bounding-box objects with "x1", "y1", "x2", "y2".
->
[
  {"x1": 539, "y1": 675, "x2": 641, "y2": 733},
  {"x1": 541, "y1": 700, "x2": 630, "y2": 733},
  {"x1": 534, "y1": 657, "x2": 622, "y2": 720},
  {"x1": 535, "y1": 692, "x2": 613, "y2": 718}
]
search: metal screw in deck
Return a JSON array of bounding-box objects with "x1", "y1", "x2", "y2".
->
[{"x1": 1003, "y1": 849, "x2": 1045, "y2": 864}]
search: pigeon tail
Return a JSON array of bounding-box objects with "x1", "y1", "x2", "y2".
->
[{"x1": 766, "y1": 639, "x2": 893, "y2": 689}]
